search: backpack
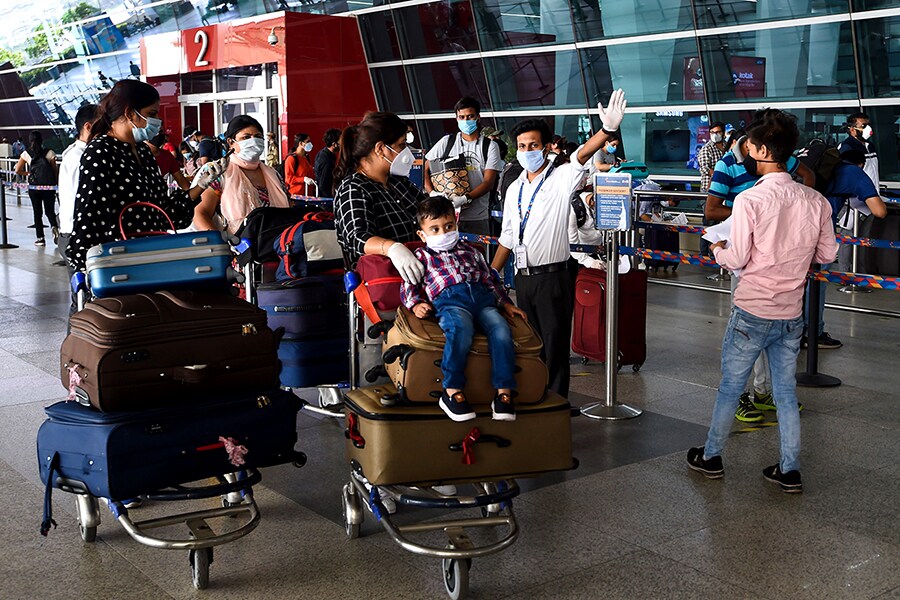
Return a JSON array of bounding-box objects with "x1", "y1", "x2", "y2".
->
[
  {"x1": 28, "y1": 150, "x2": 56, "y2": 186},
  {"x1": 275, "y1": 153, "x2": 297, "y2": 183},
  {"x1": 274, "y1": 212, "x2": 343, "y2": 281},
  {"x1": 796, "y1": 138, "x2": 841, "y2": 194}
]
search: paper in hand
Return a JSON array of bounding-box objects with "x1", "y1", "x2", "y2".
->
[{"x1": 702, "y1": 217, "x2": 732, "y2": 245}]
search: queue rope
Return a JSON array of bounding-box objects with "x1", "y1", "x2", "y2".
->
[{"x1": 457, "y1": 233, "x2": 899, "y2": 291}]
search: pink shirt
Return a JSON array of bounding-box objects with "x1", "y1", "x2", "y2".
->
[{"x1": 713, "y1": 172, "x2": 838, "y2": 320}]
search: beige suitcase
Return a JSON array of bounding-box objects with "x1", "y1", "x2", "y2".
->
[
  {"x1": 344, "y1": 383, "x2": 574, "y2": 486},
  {"x1": 382, "y1": 306, "x2": 548, "y2": 405}
]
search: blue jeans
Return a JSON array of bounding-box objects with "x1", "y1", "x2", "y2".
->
[
  {"x1": 432, "y1": 282, "x2": 516, "y2": 391},
  {"x1": 704, "y1": 307, "x2": 804, "y2": 472}
]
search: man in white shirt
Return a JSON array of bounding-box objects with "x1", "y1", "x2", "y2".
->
[
  {"x1": 423, "y1": 96, "x2": 504, "y2": 235},
  {"x1": 491, "y1": 90, "x2": 628, "y2": 397},
  {"x1": 58, "y1": 104, "x2": 98, "y2": 283}
]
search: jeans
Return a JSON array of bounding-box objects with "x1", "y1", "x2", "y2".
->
[
  {"x1": 432, "y1": 282, "x2": 516, "y2": 391},
  {"x1": 731, "y1": 274, "x2": 771, "y2": 394},
  {"x1": 704, "y1": 307, "x2": 804, "y2": 472}
]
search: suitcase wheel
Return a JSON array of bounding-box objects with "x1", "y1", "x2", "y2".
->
[
  {"x1": 189, "y1": 547, "x2": 212, "y2": 590},
  {"x1": 442, "y1": 554, "x2": 470, "y2": 600},
  {"x1": 632, "y1": 363, "x2": 642, "y2": 373},
  {"x1": 580, "y1": 356, "x2": 588, "y2": 365}
]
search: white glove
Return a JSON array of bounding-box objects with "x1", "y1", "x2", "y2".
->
[
  {"x1": 303, "y1": 177, "x2": 315, "y2": 185},
  {"x1": 598, "y1": 88, "x2": 627, "y2": 132},
  {"x1": 449, "y1": 194, "x2": 469, "y2": 209},
  {"x1": 588, "y1": 258, "x2": 606, "y2": 270},
  {"x1": 195, "y1": 158, "x2": 227, "y2": 189},
  {"x1": 387, "y1": 243, "x2": 425, "y2": 284}
]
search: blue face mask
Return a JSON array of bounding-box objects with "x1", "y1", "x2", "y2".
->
[
  {"x1": 457, "y1": 119, "x2": 478, "y2": 135},
  {"x1": 130, "y1": 111, "x2": 162, "y2": 143},
  {"x1": 517, "y1": 149, "x2": 547, "y2": 173},
  {"x1": 605, "y1": 144, "x2": 617, "y2": 154}
]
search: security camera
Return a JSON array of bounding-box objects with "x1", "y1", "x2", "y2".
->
[{"x1": 267, "y1": 29, "x2": 278, "y2": 46}]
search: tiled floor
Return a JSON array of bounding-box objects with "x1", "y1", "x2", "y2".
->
[{"x1": 0, "y1": 200, "x2": 897, "y2": 599}]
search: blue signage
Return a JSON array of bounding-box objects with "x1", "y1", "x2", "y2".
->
[{"x1": 594, "y1": 172, "x2": 632, "y2": 231}]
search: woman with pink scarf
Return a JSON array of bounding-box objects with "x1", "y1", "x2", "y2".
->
[{"x1": 193, "y1": 115, "x2": 290, "y2": 233}]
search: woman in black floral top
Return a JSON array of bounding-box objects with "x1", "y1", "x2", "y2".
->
[{"x1": 66, "y1": 80, "x2": 224, "y2": 272}]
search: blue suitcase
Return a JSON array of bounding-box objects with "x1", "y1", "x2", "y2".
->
[
  {"x1": 278, "y1": 336, "x2": 349, "y2": 388},
  {"x1": 85, "y1": 231, "x2": 234, "y2": 298},
  {"x1": 37, "y1": 388, "x2": 303, "y2": 503}
]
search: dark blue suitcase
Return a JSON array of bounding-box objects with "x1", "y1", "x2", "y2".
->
[
  {"x1": 37, "y1": 389, "x2": 303, "y2": 502},
  {"x1": 278, "y1": 337, "x2": 349, "y2": 388},
  {"x1": 85, "y1": 231, "x2": 234, "y2": 298},
  {"x1": 256, "y1": 276, "x2": 347, "y2": 337}
]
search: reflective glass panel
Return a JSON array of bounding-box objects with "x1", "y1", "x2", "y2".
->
[
  {"x1": 474, "y1": 0, "x2": 575, "y2": 52},
  {"x1": 865, "y1": 106, "x2": 900, "y2": 182},
  {"x1": 394, "y1": 0, "x2": 479, "y2": 59},
  {"x1": 572, "y1": 0, "x2": 694, "y2": 43},
  {"x1": 694, "y1": 0, "x2": 850, "y2": 29},
  {"x1": 182, "y1": 71, "x2": 214, "y2": 95},
  {"x1": 581, "y1": 38, "x2": 702, "y2": 107},
  {"x1": 615, "y1": 110, "x2": 712, "y2": 176},
  {"x1": 216, "y1": 64, "x2": 271, "y2": 93},
  {"x1": 406, "y1": 59, "x2": 491, "y2": 113},
  {"x1": 856, "y1": 16, "x2": 900, "y2": 98},
  {"x1": 358, "y1": 11, "x2": 402, "y2": 63},
  {"x1": 485, "y1": 50, "x2": 587, "y2": 110},
  {"x1": 699, "y1": 22, "x2": 858, "y2": 103},
  {"x1": 371, "y1": 66, "x2": 413, "y2": 114}
]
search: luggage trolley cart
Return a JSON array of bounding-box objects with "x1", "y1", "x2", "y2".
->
[
  {"x1": 55, "y1": 274, "x2": 307, "y2": 589},
  {"x1": 340, "y1": 269, "x2": 522, "y2": 600}
]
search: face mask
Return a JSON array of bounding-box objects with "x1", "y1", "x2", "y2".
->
[
  {"x1": 406, "y1": 131, "x2": 415, "y2": 144},
  {"x1": 384, "y1": 145, "x2": 414, "y2": 177},
  {"x1": 235, "y1": 137, "x2": 266, "y2": 162},
  {"x1": 130, "y1": 111, "x2": 162, "y2": 143},
  {"x1": 710, "y1": 133, "x2": 723, "y2": 144},
  {"x1": 188, "y1": 139, "x2": 200, "y2": 151},
  {"x1": 861, "y1": 125, "x2": 873, "y2": 140},
  {"x1": 183, "y1": 152, "x2": 192, "y2": 160},
  {"x1": 457, "y1": 119, "x2": 478, "y2": 135},
  {"x1": 425, "y1": 229, "x2": 459, "y2": 252},
  {"x1": 303, "y1": 142, "x2": 313, "y2": 153},
  {"x1": 517, "y1": 149, "x2": 546, "y2": 173},
  {"x1": 742, "y1": 150, "x2": 778, "y2": 178},
  {"x1": 605, "y1": 144, "x2": 617, "y2": 154}
]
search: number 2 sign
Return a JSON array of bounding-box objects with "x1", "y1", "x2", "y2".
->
[{"x1": 184, "y1": 27, "x2": 215, "y2": 72}]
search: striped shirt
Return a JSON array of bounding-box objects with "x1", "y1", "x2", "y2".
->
[
  {"x1": 708, "y1": 151, "x2": 800, "y2": 207},
  {"x1": 401, "y1": 240, "x2": 511, "y2": 309}
]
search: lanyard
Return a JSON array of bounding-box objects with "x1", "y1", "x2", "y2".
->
[{"x1": 517, "y1": 166, "x2": 554, "y2": 243}]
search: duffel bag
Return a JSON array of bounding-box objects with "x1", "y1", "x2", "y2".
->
[{"x1": 274, "y1": 211, "x2": 343, "y2": 281}]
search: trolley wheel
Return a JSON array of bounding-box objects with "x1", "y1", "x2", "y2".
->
[
  {"x1": 580, "y1": 356, "x2": 588, "y2": 365},
  {"x1": 632, "y1": 363, "x2": 642, "y2": 373},
  {"x1": 189, "y1": 548, "x2": 211, "y2": 590},
  {"x1": 342, "y1": 483, "x2": 362, "y2": 539},
  {"x1": 441, "y1": 557, "x2": 470, "y2": 600},
  {"x1": 79, "y1": 522, "x2": 97, "y2": 543}
]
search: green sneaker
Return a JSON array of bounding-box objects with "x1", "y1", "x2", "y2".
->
[
  {"x1": 753, "y1": 391, "x2": 803, "y2": 412},
  {"x1": 735, "y1": 393, "x2": 764, "y2": 423}
]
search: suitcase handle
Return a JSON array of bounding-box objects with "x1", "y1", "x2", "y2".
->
[
  {"x1": 448, "y1": 434, "x2": 511, "y2": 452},
  {"x1": 118, "y1": 202, "x2": 176, "y2": 240},
  {"x1": 174, "y1": 364, "x2": 212, "y2": 384}
]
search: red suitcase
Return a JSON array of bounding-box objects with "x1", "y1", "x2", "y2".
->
[{"x1": 572, "y1": 269, "x2": 647, "y2": 371}]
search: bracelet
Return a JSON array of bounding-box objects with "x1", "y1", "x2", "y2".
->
[{"x1": 601, "y1": 126, "x2": 618, "y2": 135}]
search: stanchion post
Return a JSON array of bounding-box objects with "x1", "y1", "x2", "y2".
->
[
  {"x1": 797, "y1": 271, "x2": 841, "y2": 387},
  {"x1": 0, "y1": 184, "x2": 20, "y2": 249},
  {"x1": 839, "y1": 208, "x2": 871, "y2": 294}
]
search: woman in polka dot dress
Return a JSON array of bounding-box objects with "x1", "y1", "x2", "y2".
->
[{"x1": 66, "y1": 80, "x2": 225, "y2": 273}]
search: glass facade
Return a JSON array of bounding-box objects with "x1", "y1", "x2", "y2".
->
[{"x1": 0, "y1": 1, "x2": 897, "y2": 180}]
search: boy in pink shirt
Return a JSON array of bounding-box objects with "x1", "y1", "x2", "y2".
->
[{"x1": 687, "y1": 110, "x2": 838, "y2": 493}]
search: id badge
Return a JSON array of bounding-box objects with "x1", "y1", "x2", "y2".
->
[{"x1": 514, "y1": 244, "x2": 528, "y2": 269}]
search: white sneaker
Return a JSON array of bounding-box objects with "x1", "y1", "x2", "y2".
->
[{"x1": 432, "y1": 485, "x2": 457, "y2": 496}]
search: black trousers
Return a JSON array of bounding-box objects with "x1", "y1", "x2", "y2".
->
[
  {"x1": 514, "y1": 269, "x2": 572, "y2": 398},
  {"x1": 28, "y1": 189, "x2": 57, "y2": 240}
]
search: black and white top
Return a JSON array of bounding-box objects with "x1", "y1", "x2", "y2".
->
[
  {"x1": 67, "y1": 135, "x2": 195, "y2": 272},
  {"x1": 334, "y1": 172, "x2": 424, "y2": 263}
]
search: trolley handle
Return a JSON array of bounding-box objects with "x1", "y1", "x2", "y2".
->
[
  {"x1": 448, "y1": 434, "x2": 511, "y2": 452},
  {"x1": 71, "y1": 272, "x2": 89, "y2": 311},
  {"x1": 118, "y1": 201, "x2": 176, "y2": 240}
]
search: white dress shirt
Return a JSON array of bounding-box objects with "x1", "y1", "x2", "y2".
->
[
  {"x1": 58, "y1": 140, "x2": 86, "y2": 235},
  {"x1": 499, "y1": 148, "x2": 590, "y2": 269}
]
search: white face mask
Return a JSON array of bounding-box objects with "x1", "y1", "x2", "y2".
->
[
  {"x1": 425, "y1": 229, "x2": 459, "y2": 252},
  {"x1": 303, "y1": 142, "x2": 313, "y2": 153},
  {"x1": 384, "y1": 145, "x2": 414, "y2": 177},
  {"x1": 188, "y1": 139, "x2": 200, "y2": 151},
  {"x1": 406, "y1": 131, "x2": 415, "y2": 144},
  {"x1": 710, "y1": 133, "x2": 723, "y2": 144},
  {"x1": 861, "y1": 125, "x2": 873, "y2": 140},
  {"x1": 235, "y1": 137, "x2": 265, "y2": 162}
]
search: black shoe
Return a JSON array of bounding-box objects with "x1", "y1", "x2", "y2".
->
[
  {"x1": 686, "y1": 447, "x2": 724, "y2": 479},
  {"x1": 817, "y1": 332, "x2": 842, "y2": 349},
  {"x1": 491, "y1": 392, "x2": 516, "y2": 421},
  {"x1": 439, "y1": 391, "x2": 476, "y2": 422},
  {"x1": 762, "y1": 464, "x2": 803, "y2": 493}
]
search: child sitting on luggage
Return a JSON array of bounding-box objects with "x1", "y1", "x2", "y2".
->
[{"x1": 400, "y1": 196, "x2": 528, "y2": 423}]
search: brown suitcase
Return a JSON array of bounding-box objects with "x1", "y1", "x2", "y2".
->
[
  {"x1": 344, "y1": 383, "x2": 574, "y2": 486},
  {"x1": 61, "y1": 290, "x2": 279, "y2": 411},
  {"x1": 383, "y1": 306, "x2": 548, "y2": 405}
]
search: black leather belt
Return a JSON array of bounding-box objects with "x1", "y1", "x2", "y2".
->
[{"x1": 516, "y1": 261, "x2": 568, "y2": 276}]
